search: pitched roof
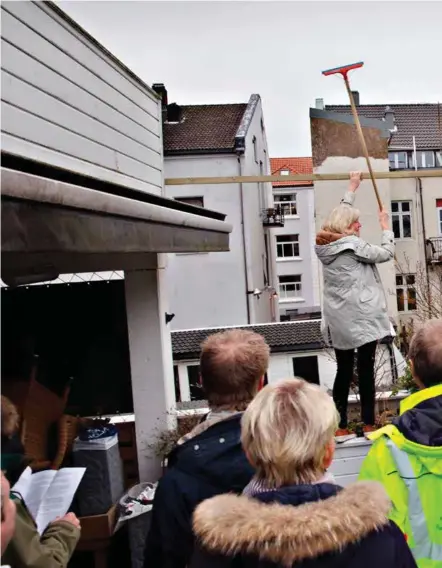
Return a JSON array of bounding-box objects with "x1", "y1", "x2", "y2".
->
[
  {"x1": 171, "y1": 320, "x2": 322, "y2": 359},
  {"x1": 270, "y1": 157, "x2": 313, "y2": 187},
  {"x1": 163, "y1": 104, "x2": 248, "y2": 155},
  {"x1": 324, "y1": 104, "x2": 442, "y2": 150}
]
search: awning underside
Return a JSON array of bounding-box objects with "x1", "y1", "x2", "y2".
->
[{"x1": 1, "y1": 168, "x2": 231, "y2": 285}]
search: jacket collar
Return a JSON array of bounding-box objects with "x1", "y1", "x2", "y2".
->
[
  {"x1": 400, "y1": 384, "x2": 442, "y2": 414},
  {"x1": 193, "y1": 481, "x2": 390, "y2": 565}
]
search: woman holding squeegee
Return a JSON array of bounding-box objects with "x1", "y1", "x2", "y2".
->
[{"x1": 315, "y1": 172, "x2": 394, "y2": 439}]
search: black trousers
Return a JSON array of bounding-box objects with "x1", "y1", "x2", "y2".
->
[{"x1": 333, "y1": 341, "x2": 377, "y2": 429}]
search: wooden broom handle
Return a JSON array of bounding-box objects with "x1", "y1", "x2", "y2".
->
[{"x1": 343, "y1": 75, "x2": 384, "y2": 211}]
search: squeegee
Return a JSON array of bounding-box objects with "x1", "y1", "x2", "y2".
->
[{"x1": 322, "y1": 62, "x2": 383, "y2": 210}]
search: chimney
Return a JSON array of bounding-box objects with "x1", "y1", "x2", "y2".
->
[
  {"x1": 315, "y1": 98, "x2": 325, "y2": 110},
  {"x1": 384, "y1": 106, "x2": 396, "y2": 131},
  {"x1": 351, "y1": 91, "x2": 360, "y2": 106},
  {"x1": 166, "y1": 102, "x2": 182, "y2": 123},
  {"x1": 152, "y1": 83, "x2": 168, "y2": 108}
]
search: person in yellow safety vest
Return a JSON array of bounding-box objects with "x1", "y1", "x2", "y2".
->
[{"x1": 359, "y1": 318, "x2": 442, "y2": 568}]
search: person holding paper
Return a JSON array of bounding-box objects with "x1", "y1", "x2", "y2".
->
[{"x1": 1, "y1": 396, "x2": 81, "y2": 568}]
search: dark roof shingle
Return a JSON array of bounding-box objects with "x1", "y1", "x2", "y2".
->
[
  {"x1": 163, "y1": 104, "x2": 247, "y2": 155},
  {"x1": 172, "y1": 320, "x2": 322, "y2": 359},
  {"x1": 325, "y1": 103, "x2": 442, "y2": 150}
]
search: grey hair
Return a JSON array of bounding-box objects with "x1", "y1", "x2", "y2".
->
[
  {"x1": 409, "y1": 319, "x2": 442, "y2": 387},
  {"x1": 321, "y1": 204, "x2": 360, "y2": 235}
]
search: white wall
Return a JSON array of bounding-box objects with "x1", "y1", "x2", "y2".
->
[
  {"x1": 164, "y1": 98, "x2": 277, "y2": 330},
  {"x1": 271, "y1": 185, "x2": 320, "y2": 314},
  {"x1": 1, "y1": 2, "x2": 163, "y2": 195},
  {"x1": 175, "y1": 344, "x2": 401, "y2": 403}
]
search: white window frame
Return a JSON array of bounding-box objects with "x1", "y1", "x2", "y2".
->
[
  {"x1": 437, "y1": 206, "x2": 442, "y2": 236},
  {"x1": 395, "y1": 274, "x2": 417, "y2": 313},
  {"x1": 274, "y1": 193, "x2": 298, "y2": 217},
  {"x1": 278, "y1": 274, "x2": 302, "y2": 301},
  {"x1": 389, "y1": 152, "x2": 408, "y2": 170},
  {"x1": 280, "y1": 169, "x2": 290, "y2": 176},
  {"x1": 276, "y1": 234, "x2": 300, "y2": 259},
  {"x1": 391, "y1": 201, "x2": 412, "y2": 239}
]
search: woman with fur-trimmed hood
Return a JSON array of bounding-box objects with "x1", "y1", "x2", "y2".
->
[
  {"x1": 191, "y1": 379, "x2": 417, "y2": 568},
  {"x1": 315, "y1": 171, "x2": 395, "y2": 438}
]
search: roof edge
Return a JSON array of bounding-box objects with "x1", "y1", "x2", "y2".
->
[{"x1": 234, "y1": 94, "x2": 261, "y2": 153}]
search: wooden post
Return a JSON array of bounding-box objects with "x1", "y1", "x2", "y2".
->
[{"x1": 342, "y1": 76, "x2": 383, "y2": 211}]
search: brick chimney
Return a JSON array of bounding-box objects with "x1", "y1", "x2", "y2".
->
[{"x1": 351, "y1": 91, "x2": 360, "y2": 106}]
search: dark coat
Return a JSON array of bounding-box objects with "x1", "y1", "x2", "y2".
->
[
  {"x1": 191, "y1": 481, "x2": 418, "y2": 568},
  {"x1": 143, "y1": 414, "x2": 254, "y2": 568}
]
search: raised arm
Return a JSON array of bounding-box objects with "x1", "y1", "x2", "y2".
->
[{"x1": 341, "y1": 171, "x2": 362, "y2": 206}]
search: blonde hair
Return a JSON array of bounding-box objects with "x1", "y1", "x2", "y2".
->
[
  {"x1": 322, "y1": 204, "x2": 360, "y2": 235},
  {"x1": 200, "y1": 329, "x2": 270, "y2": 410},
  {"x1": 241, "y1": 378, "x2": 339, "y2": 486}
]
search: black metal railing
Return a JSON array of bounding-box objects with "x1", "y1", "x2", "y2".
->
[
  {"x1": 262, "y1": 207, "x2": 285, "y2": 227},
  {"x1": 426, "y1": 237, "x2": 442, "y2": 264}
]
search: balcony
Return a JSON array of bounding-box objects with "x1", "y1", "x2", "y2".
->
[
  {"x1": 426, "y1": 238, "x2": 442, "y2": 264},
  {"x1": 262, "y1": 206, "x2": 285, "y2": 228}
]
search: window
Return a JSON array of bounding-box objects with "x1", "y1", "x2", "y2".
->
[
  {"x1": 175, "y1": 196, "x2": 204, "y2": 208},
  {"x1": 173, "y1": 365, "x2": 181, "y2": 402},
  {"x1": 292, "y1": 356, "x2": 320, "y2": 385},
  {"x1": 274, "y1": 193, "x2": 297, "y2": 216},
  {"x1": 396, "y1": 274, "x2": 416, "y2": 312},
  {"x1": 187, "y1": 365, "x2": 205, "y2": 401},
  {"x1": 389, "y1": 152, "x2": 408, "y2": 170},
  {"x1": 280, "y1": 169, "x2": 290, "y2": 176},
  {"x1": 276, "y1": 234, "x2": 300, "y2": 258},
  {"x1": 252, "y1": 135, "x2": 258, "y2": 163},
  {"x1": 409, "y1": 151, "x2": 435, "y2": 169},
  {"x1": 279, "y1": 274, "x2": 302, "y2": 299},
  {"x1": 436, "y1": 152, "x2": 442, "y2": 168},
  {"x1": 437, "y1": 200, "x2": 442, "y2": 235},
  {"x1": 391, "y1": 201, "x2": 412, "y2": 238}
]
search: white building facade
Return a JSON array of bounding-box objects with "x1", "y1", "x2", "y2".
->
[
  {"x1": 270, "y1": 158, "x2": 321, "y2": 320},
  {"x1": 158, "y1": 88, "x2": 279, "y2": 330}
]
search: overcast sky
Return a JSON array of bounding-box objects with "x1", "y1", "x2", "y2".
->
[{"x1": 59, "y1": 1, "x2": 442, "y2": 157}]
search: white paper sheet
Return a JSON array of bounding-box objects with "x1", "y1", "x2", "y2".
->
[{"x1": 13, "y1": 467, "x2": 85, "y2": 534}]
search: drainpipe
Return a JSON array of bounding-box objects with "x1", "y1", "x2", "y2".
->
[{"x1": 237, "y1": 154, "x2": 252, "y2": 324}]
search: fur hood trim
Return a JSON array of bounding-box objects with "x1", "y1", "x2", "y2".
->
[
  {"x1": 315, "y1": 230, "x2": 345, "y2": 246},
  {"x1": 193, "y1": 482, "x2": 391, "y2": 566}
]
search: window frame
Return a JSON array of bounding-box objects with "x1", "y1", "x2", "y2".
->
[
  {"x1": 389, "y1": 151, "x2": 408, "y2": 170},
  {"x1": 437, "y1": 206, "x2": 442, "y2": 236},
  {"x1": 395, "y1": 273, "x2": 417, "y2": 313},
  {"x1": 278, "y1": 274, "x2": 302, "y2": 300},
  {"x1": 274, "y1": 193, "x2": 298, "y2": 216},
  {"x1": 276, "y1": 234, "x2": 300, "y2": 259},
  {"x1": 391, "y1": 201, "x2": 412, "y2": 239}
]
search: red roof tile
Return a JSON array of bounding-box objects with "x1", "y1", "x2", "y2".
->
[{"x1": 270, "y1": 157, "x2": 313, "y2": 187}]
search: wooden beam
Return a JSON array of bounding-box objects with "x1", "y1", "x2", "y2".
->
[{"x1": 165, "y1": 169, "x2": 442, "y2": 186}]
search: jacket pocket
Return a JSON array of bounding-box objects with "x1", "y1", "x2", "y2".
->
[{"x1": 360, "y1": 287, "x2": 374, "y2": 303}]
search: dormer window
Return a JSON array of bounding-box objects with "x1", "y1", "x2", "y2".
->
[{"x1": 280, "y1": 169, "x2": 290, "y2": 175}]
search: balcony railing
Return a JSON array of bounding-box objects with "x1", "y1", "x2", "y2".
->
[
  {"x1": 426, "y1": 237, "x2": 442, "y2": 264},
  {"x1": 262, "y1": 206, "x2": 285, "y2": 227}
]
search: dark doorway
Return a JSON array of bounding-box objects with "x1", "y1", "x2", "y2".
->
[{"x1": 292, "y1": 356, "x2": 320, "y2": 385}]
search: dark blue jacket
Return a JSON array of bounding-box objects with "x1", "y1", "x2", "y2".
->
[
  {"x1": 191, "y1": 480, "x2": 418, "y2": 568},
  {"x1": 143, "y1": 413, "x2": 254, "y2": 568}
]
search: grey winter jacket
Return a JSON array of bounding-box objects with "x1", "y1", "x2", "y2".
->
[{"x1": 315, "y1": 191, "x2": 395, "y2": 350}]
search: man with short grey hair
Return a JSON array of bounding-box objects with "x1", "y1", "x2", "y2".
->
[{"x1": 359, "y1": 318, "x2": 442, "y2": 566}]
